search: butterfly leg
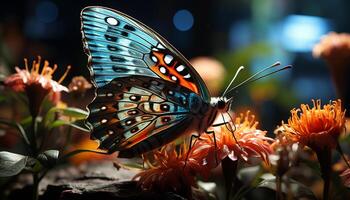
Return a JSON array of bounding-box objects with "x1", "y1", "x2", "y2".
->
[
  {"x1": 212, "y1": 121, "x2": 230, "y2": 127},
  {"x1": 183, "y1": 133, "x2": 202, "y2": 170},
  {"x1": 221, "y1": 113, "x2": 240, "y2": 146},
  {"x1": 225, "y1": 112, "x2": 243, "y2": 150},
  {"x1": 205, "y1": 129, "x2": 219, "y2": 165}
]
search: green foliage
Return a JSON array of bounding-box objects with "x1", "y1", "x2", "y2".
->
[
  {"x1": 53, "y1": 107, "x2": 88, "y2": 119},
  {"x1": 50, "y1": 119, "x2": 89, "y2": 132},
  {"x1": 37, "y1": 150, "x2": 59, "y2": 168},
  {"x1": 0, "y1": 74, "x2": 98, "y2": 200},
  {"x1": 44, "y1": 106, "x2": 89, "y2": 132},
  {"x1": 0, "y1": 151, "x2": 28, "y2": 177}
]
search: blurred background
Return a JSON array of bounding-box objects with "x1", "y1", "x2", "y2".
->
[{"x1": 0, "y1": 0, "x2": 349, "y2": 133}]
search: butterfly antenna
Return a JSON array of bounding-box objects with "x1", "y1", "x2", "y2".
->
[
  {"x1": 224, "y1": 62, "x2": 289, "y2": 97},
  {"x1": 242, "y1": 65, "x2": 292, "y2": 87},
  {"x1": 226, "y1": 64, "x2": 291, "y2": 96},
  {"x1": 222, "y1": 66, "x2": 245, "y2": 97}
]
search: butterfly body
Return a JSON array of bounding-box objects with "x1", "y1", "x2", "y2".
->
[{"x1": 81, "y1": 6, "x2": 231, "y2": 157}]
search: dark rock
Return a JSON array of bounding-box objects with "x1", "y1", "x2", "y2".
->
[
  {"x1": 6, "y1": 161, "x2": 195, "y2": 200},
  {"x1": 42, "y1": 181, "x2": 187, "y2": 200}
]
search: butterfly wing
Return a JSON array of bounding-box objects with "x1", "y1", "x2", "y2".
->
[
  {"x1": 81, "y1": 6, "x2": 210, "y2": 101},
  {"x1": 87, "y1": 75, "x2": 196, "y2": 157}
]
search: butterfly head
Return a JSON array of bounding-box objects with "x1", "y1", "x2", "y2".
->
[{"x1": 211, "y1": 97, "x2": 232, "y2": 112}]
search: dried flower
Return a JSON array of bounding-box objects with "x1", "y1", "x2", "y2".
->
[
  {"x1": 4, "y1": 56, "x2": 70, "y2": 116},
  {"x1": 268, "y1": 127, "x2": 301, "y2": 177},
  {"x1": 68, "y1": 76, "x2": 92, "y2": 96},
  {"x1": 271, "y1": 125, "x2": 297, "y2": 150},
  {"x1": 283, "y1": 99, "x2": 346, "y2": 152},
  {"x1": 133, "y1": 143, "x2": 208, "y2": 196},
  {"x1": 192, "y1": 111, "x2": 274, "y2": 169}
]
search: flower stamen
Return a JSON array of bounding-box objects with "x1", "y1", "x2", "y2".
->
[{"x1": 58, "y1": 65, "x2": 71, "y2": 83}]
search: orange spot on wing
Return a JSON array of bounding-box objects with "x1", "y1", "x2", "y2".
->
[{"x1": 150, "y1": 51, "x2": 199, "y2": 94}]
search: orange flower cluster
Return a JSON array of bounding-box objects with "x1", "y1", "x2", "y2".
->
[
  {"x1": 134, "y1": 112, "x2": 274, "y2": 195},
  {"x1": 133, "y1": 143, "x2": 208, "y2": 196},
  {"x1": 281, "y1": 99, "x2": 346, "y2": 151},
  {"x1": 192, "y1": 111, "x2": 273, "y2": 167}
]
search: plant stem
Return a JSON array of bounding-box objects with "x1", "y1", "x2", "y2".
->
[
  {"x1": 276, "y1": 175, "x2": 283, "y2": 200},
  {"x1": 32, "y1": 173, "x2": 39, "y2": 200},
  {"x1": 30, "y1": 115, "x2": 38, "y2": 156},
  {"x1": 222, "y1": 157, "x2": 239, "y2": 200},
  {"x1": 30, "y1": 114, "x2": 40, "y2": 200},
  {"x1": 316, "y1": 148, "x2": 332, "y2": 200}
]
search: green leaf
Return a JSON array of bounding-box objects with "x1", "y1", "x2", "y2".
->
[
  {"x1": 20, "y1": 116, "x2": 32, "y2": 128},
  {"x1": 50, "y1": 120, "x2": 69, "y2": 128},
  {"x1": 37, "y1": 150, "x2": 59, "y2": 168},
  {"x1": 70, "y1": 119, "x2": 90, "y2": 132},
  {"x1": 49, "y1": 119, "x2": 89, "y2": 132},
  {"x1": 0, "y1": 151, "x2": 28, "y2": 177},
  {"x1": 44, "y1": 107, "x2": 88, "y2": 128},
  {"x1": 56, "y1": 107, "x2": 88, "y2": 119},
  {"x1": 44, "y1": 107, "x2": 58, "y2": 126}
]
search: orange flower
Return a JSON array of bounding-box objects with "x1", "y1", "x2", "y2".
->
[
  {"x1": 192, "y1": 111, "x2": 274, "y2": 169},
  {"x1": 5, "y1": 56, "x2": 69, "y2": 93},
  {"x1": 313, "y1": 33, "x2": 350, "y2": 116},
  {"x1": 4, "y1": 56, "x2": 70, "y2": 116},
  {"x1": 313, "y1": 32, "x2": 350, "y2": 65},
  {"x1": 283, "y1": 99, "x2": 346, "y2": 151},
  {"x1": 133, "y1": 143, "x2": 208, "y2": 196}
]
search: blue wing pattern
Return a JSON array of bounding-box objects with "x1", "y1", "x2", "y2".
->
[
  {"x1": 87, "y1": 75, "x2": 196, "y2": 157},
  {"x1": 81, "y1": 6, "x2": 210, "y2": 101}
]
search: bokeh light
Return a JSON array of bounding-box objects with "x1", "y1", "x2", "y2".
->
[
  {"x1": 280, "y1": 15, "x2": 331, "y2": 52},
  {"x1": 36, "y1": 1, "x2": 59, "y2": 23},
  {"x1": 173, "y1": 9, "x2": 194, "y2": 31}
]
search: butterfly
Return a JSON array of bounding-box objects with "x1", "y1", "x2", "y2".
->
[{"x1": 81, "y1": 6, "x2": 288, "y2": 157}]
